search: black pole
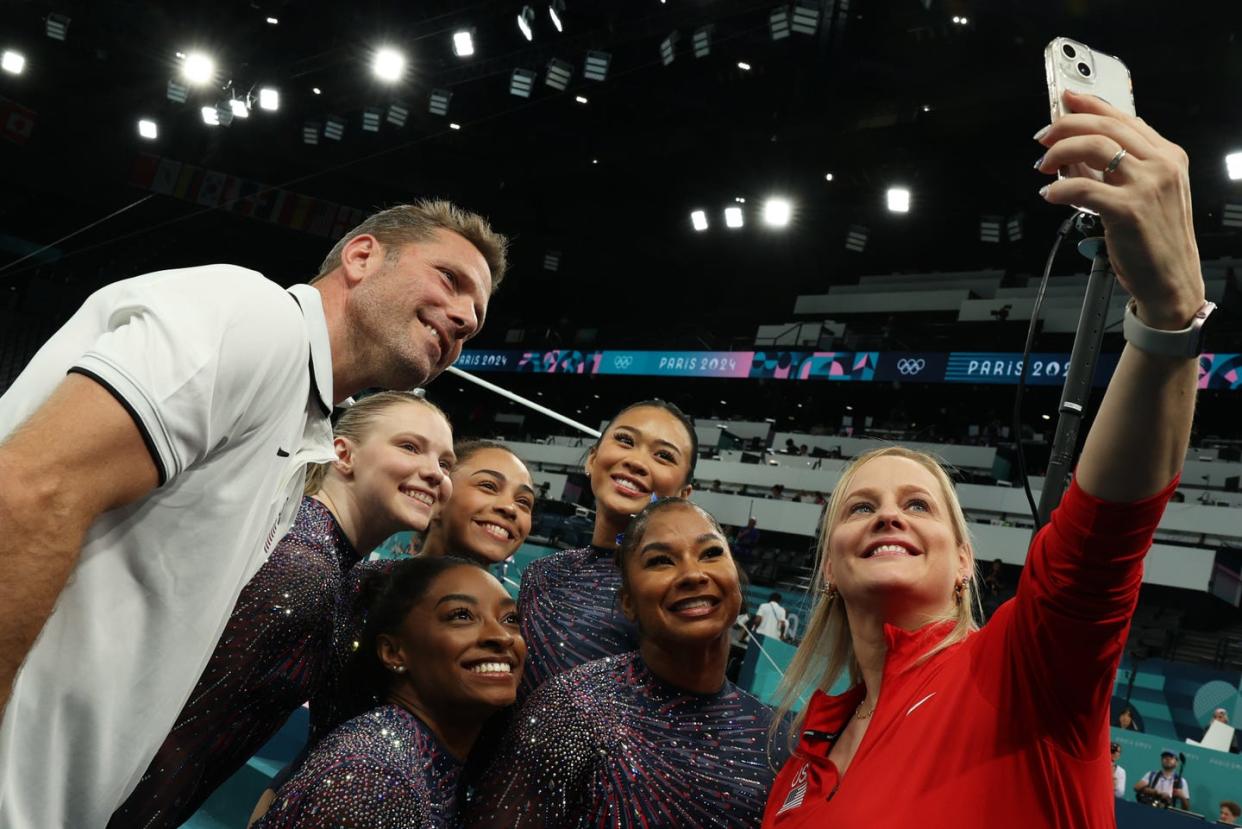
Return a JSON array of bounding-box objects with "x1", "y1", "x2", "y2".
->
[{"x1": 1035, "y1": 236, "x2": 1116, "y2": 528}]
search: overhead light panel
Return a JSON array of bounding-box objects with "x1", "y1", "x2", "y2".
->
[
  {"x1": 386, "y1": 102, "x2": 409, "y2": 127},
  {"x1": 584, "y1": 50, "x2": 610, "y2": 81},
  {"x1": 1007, "y1": 213, "x2": 1024, "y2": 241},
  {"x1": 660, "y1": 31, "x2": 679, "y2": 66},
  {"x1": 303, "y1": 121, "x2": 320, "y2": 145},
  {"x1": 517, "y1": 6, "x2": 535, "y2": 41},
  {"x1": 215, "y1": 102, "x2": 235, "y2": 126},
  {"x1": 980, "y1": 215, "x2": 1001, "y2": 243},
  {"x1": 693, "y1": 25, "x2": 712, "y2": 58},
  {"x1": 510, "y1": 68, "x2": 537, "y2": 98},
  {"x1": 45, "y1": 13, "x2": 70, "y2": 41},
  {"x1": 763, "y1": 198, "x2": 792, "y2": 227},
  {"x1": 545, "y1": 58, "x2": 573, "y2": 90},
  {"x1": 738, "y1": 61, "x2": 752, "y2": 70},
  {"x1": 887, "y1": 186, "x2": 911, "y2": 213},
  {"x1": 845, "y1": 224, "x2": 868, "y2": 252},
  {"x1": 691, "y1": 210, "x2": 709, "y2": 232},
  {"x1": 181, "y1": 51, "x2": 215, "y2": 86},
  {"x1": 362, "y1": 107, "x2": 382, "y2": 132},
  {"x1": 323, "y1": 115, "x2": 345, "y2": 141},
  {"x1": 1224, "y1": 202, "x2": 1242, "y2": 229},
  {"x1": 769, "y1": 7, "x2": 791, "y2": 40},
  {"x1": 229, "y1": 98, "x2": 249, "y2": 119},
  {"x1": 791, "y1": 2, "x2": 820, "y2": 35},
  {"x1": 575, "y1": 95, "x2": 588, "y2": 104},
  {"x1": 266, "y1": 16, "x2": 278, "y2": 25},
  {"x1": 200, "y1": 106, "x2": 220, "y2": 126},
  {"x1": 548, "y1": 0, "x2": 566, "y2": 32},
  {"x1": 137, "y1": 119, "x2": 158, "y2": 140},
  {"x1": 166, "y1": 80, "x2": 189, "y2": 103},
  {"x1": 724, "y1": 206, "x2": 744, "y2": 229},
  {"x1": 449, "y1": 122, "x2": 461, "y2": 130},
  {"x1": 453, "y1": 29, "x2": 475, "y2": 57},
  {"x1": 373, "y1": 47, "x2": 405, "y2": 82},
  {"x1": 543, "y1": 250, "x2": 561, "y2": 271},
  {"x1": 428, "y1": 88, "x2": 452, "y2": 116},
  {"x1": 1227, "y1": 151, "x2": 1242, "y2": 181},
  {"x1": 258, "y1": 87, "x2": 279, "y2": 111}
]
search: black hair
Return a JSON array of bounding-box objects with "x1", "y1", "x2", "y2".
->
[
  {"x1": 341, "y1": 555, "x2": 484, "y2": 721},
  {"x1": 453, "y1": 438, "x2": 528, "y2": 471},
  {"x1": 769, "y1": 592, "x2": 782, "y2": 603},
  {"x1": 613, "y1": 497, "x2": 728, "y2": 592},
  {"x1": 593, "y1": 399, "x2": 699, "y2": 486}
]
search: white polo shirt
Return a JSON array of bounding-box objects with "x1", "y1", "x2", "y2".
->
[
  {"x1": 0, "y1": 265, "x2": 336, "y2": 828},
  {"x1": 754, "y1": 600, "x2": 787, "y2": 638}
]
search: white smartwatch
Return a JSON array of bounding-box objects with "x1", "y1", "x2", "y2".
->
[{"x1": 1122, "y1": 298, "x2": 1217, "y2": 359}]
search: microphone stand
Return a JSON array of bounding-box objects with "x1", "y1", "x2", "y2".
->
[{"x1": 1036, "y1": 219, "x2": 1116, "y2": 527}]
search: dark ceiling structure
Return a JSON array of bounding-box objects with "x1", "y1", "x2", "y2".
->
[{"x1": 1, "y1": 0, "x2": 1240, "y2": 357}]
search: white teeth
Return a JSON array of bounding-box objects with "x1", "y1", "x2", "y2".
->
[
  {"x1": 674, "y1": 598, "x2": 715, "y2": 611},
  {"x1": 403, "y1": 490, "x2": 434, "y2": 506},
  {"x1": 479, "y1": 522, "x2": 511, "y2": 540},
  {"x1": 872, "y1": 544, "x2": 910, "y2": 556},
  {"x1": 613, "y1": 476, "x2": 645, "y2": 495},
  {"x1": 468, "y1": 662, "x2": 512, "y2": 674}
]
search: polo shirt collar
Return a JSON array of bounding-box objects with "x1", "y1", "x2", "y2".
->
[{"x1": 287, "y1": 284, "x2": 333, "y2": 416}]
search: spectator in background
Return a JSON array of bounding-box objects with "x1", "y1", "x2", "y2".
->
[
  {"x1": 792, "y1": 492, "x2": 804, "y2": 503},
  {"x1": 768, "y1": 484, "x2": 785, "y2": 500},
  {"x1": 1111, "y1": 742, "x2": 1126, "y2": 798},
  {"x1": 710, "y1": 480, "x2": 723, "y2": 493},
  {"x1": 751, "y1": 592, "x2": 787, "y2": 641},
  {"x1": 728, "y1": 602, "x2": 752, "y2": 683},
  {"x1": 1118, "y1": 706, "x2": 1143, "y2": 732},
  {"x1": 1135, "y1": 749, "x2": 1190, "y2": 810},
  {"x1": 1219, "y1": 801, "x2": 1241, "y2": 824},
  {"x1": 734, "y1": 518, "x2": 760, "y2": 562},
  {"x1": 1205, "y1": 707, "x2": 1241, "y2": 754},
  {"x1": 784, "y1": 438, "x2": 798, "y2": 454}
]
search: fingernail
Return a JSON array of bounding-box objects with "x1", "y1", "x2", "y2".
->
[
  {"x1": 1033, "y1": 154, "x2": 1045, "y2": 170},
  {"x1": 1038, "y1": 185, "x2": 1051, "y2": 200},
  {"x1": 1033, "y1": 125, "x2": 1051, "y2": 141}
]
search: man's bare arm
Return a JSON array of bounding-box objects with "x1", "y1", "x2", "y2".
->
[{"x1": 0, "y1": 373, "x2": 158, "y2": 715}]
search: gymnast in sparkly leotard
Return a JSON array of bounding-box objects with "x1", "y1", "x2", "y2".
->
[
  {"x1": 257, "y1": 556, "x2": 525, "y2": 829},
  {"x1": 516, "y1": 400, "x2": 699, "y2": 701},
  {"x1": 109, "y1": 392, "x2": 455, "y2": 829},
  {"x1": 469, "y1": 498, "x2": 787, "y2": 828}
]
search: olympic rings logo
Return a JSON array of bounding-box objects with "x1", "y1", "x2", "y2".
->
[
  {"x1": 613, "y1": 356, "x2": 633, "y2": 369},
  {"x1": 896, "y1": 358, "x2": 926, "y2": 376}
]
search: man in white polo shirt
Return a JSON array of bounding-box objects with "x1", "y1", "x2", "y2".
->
[{"x1": 0, "y1": 199, "x2": 507, "y2": 827}]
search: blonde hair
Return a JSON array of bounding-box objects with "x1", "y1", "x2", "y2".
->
[
  {"x1": 312, "y1": 199, "x2": 509, "y2": 291},
  {"x1": 771, "y1": 446, "x2": 980, "y2": 751},
  {"x1": 304, "y1": 392, "x2": 450, "y2": 495}
]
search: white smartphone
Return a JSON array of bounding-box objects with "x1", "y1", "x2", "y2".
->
[{"x1": 1044, "y1": 37, "x2": 1136, "y2": 196}]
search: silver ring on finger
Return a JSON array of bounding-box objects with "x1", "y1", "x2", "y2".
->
[{"x1": 1103, "y1": 148, "x2": 1127, "y2": 177}]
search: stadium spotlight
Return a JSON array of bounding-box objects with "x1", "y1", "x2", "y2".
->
[
  {"x1": 1227, "y1": 151, "x2": 1242, "y2": 181},
  {"x1": 258, "y1": 87, "x2": 279, "y2": 111},
  {"x1": 137, "y1": 119, "x2": 158, "y2": 140},
  {"x1": 791, "y1": 2, "x2": 819, "y2": 35},
  {"x1": 453, "y1": 29, "x2": 475, "y2": 57},
  {"x1": 200, "y1": 105, "x2": 220, "y2": 126},
  {"x1": 545, "y1": 58, "x2": 573, "y2": 90},
  {"x1": 548, "y1": 0, "x2": 566, "y2": 32},
  {"x1": 181, "y1": 51, "x2": 215, "y2": 85},
  {"x1": 510, "y1": 68, "x2": 537, "y2": 97},
  {"x1": 45, "y1": 13, "x2": 70, "y2": 41},
  {"x1": 229, "y1": 97, "x2": 249, "y2": 119},
  {"x1": 584, "y1": 50, "x2": 611, "y2": 81},
  {"x1": 428, "y1": 88, "x2": 452, "y2": 116},
  {"x1": 302, "y1": 121, "x2": 321, "y2": 145},
  {"x1": 886, "y1": 186, "x2": 911, "y2": 213},
  {"x1": 1224, "y1": 202, "x2": 1242, "y2": 228},
  {"x1": 1007, "y1": 214, "x2": 1024, "y2": 241},
  {"x1": 543, "y1": 250, "x2": 561, "y2": 271},
  {"x1": 737, "y1": 61, "x2": 752, "y2": 70},
  {"x1": 166, "y1": 80, "x2": 189, "y2": 103},
  {"x1": 980, "y1": 215, "x2": 1001, "y2": 243},
  {"x1": 824, "y1": 172, "x2": 834, "y2": 181},
  {"x1": 373, "y1": 47, "x2": 406, "y2": 82},
  {"x1": 517, "y1": 6, "x2": 536, "y2": 41},
  {"x1": 763, "y1": 198, "x2": 792, "y2": 228},
  {"x1": 691, "y1": 210, "x2": 709, "y2": 232},
  {"x1": 449, "y1": 122, "x2": 461, "y2": 130},
  {"x1": 362, "y1": 107, "x2": 382, "y2": 132},
  {"x1": 724, "y1": 206, "x2": 744, "y2": 229},
  {"x1": 844, "y1": 224, "x2": 868, "y2": 252},
  {"x1": 574, "y1": 95, "x2": 588, "y2": 104}
]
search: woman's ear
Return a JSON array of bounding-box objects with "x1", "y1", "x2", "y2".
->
[
  {"x1": 584, "y1": 444, "x2": 597, "y2": 478},
  {"x1": 678, "y1": 481, "x2": 693, "y2": 499},
  {"x1": 333, "y1": 436, "x2": 356, "y2": 477},
  {"x1": 618, "y1": 586, "x2": 637, "y2": 624},
  {"x1": 957, "y1": 541, "x2": 974, "y2": 583},
  {"x1": 376, "y1": 633, "x2": 405, "y2": 672}
]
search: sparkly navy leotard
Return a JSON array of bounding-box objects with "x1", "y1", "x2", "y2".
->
[
  {"x1": 468, "y1": 650, "x2": 788, "y2": 828},
  {"x1": 110, "y1": 498, "x2": 362, "y2": 829},
  {"x1": 257, "y1": 705, "x2": 463, "y2": 829},
  {"x1": 516, "y1": 545, "x2": 637, "y2": 700}
]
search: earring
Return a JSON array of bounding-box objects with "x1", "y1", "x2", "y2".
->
[
  {"x1": 820, "y1": 581, "x2": 838, "y2": 603},
  {"x1": 389, "y1": 664, "x2": 406, "y2": 674},
  {"x1": 953, "y1": 577, "x2": 968, "y2": 606}
]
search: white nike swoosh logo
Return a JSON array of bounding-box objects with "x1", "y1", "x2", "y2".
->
[{"x1": 907, "y1": 692, "x2": 936, "y2": 716}]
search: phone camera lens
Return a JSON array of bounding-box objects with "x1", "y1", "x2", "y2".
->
[
  {"x1": 1077, "y1": 62, "x2": 1092, "y2": 77},
  {"x1": 1062, "y1": 44, "x2": 1077, "y2": 59}
]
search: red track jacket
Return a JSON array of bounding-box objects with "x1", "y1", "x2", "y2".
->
[{"x1": 762, "y1": 476, "x2": 1178, "y2": 829}]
